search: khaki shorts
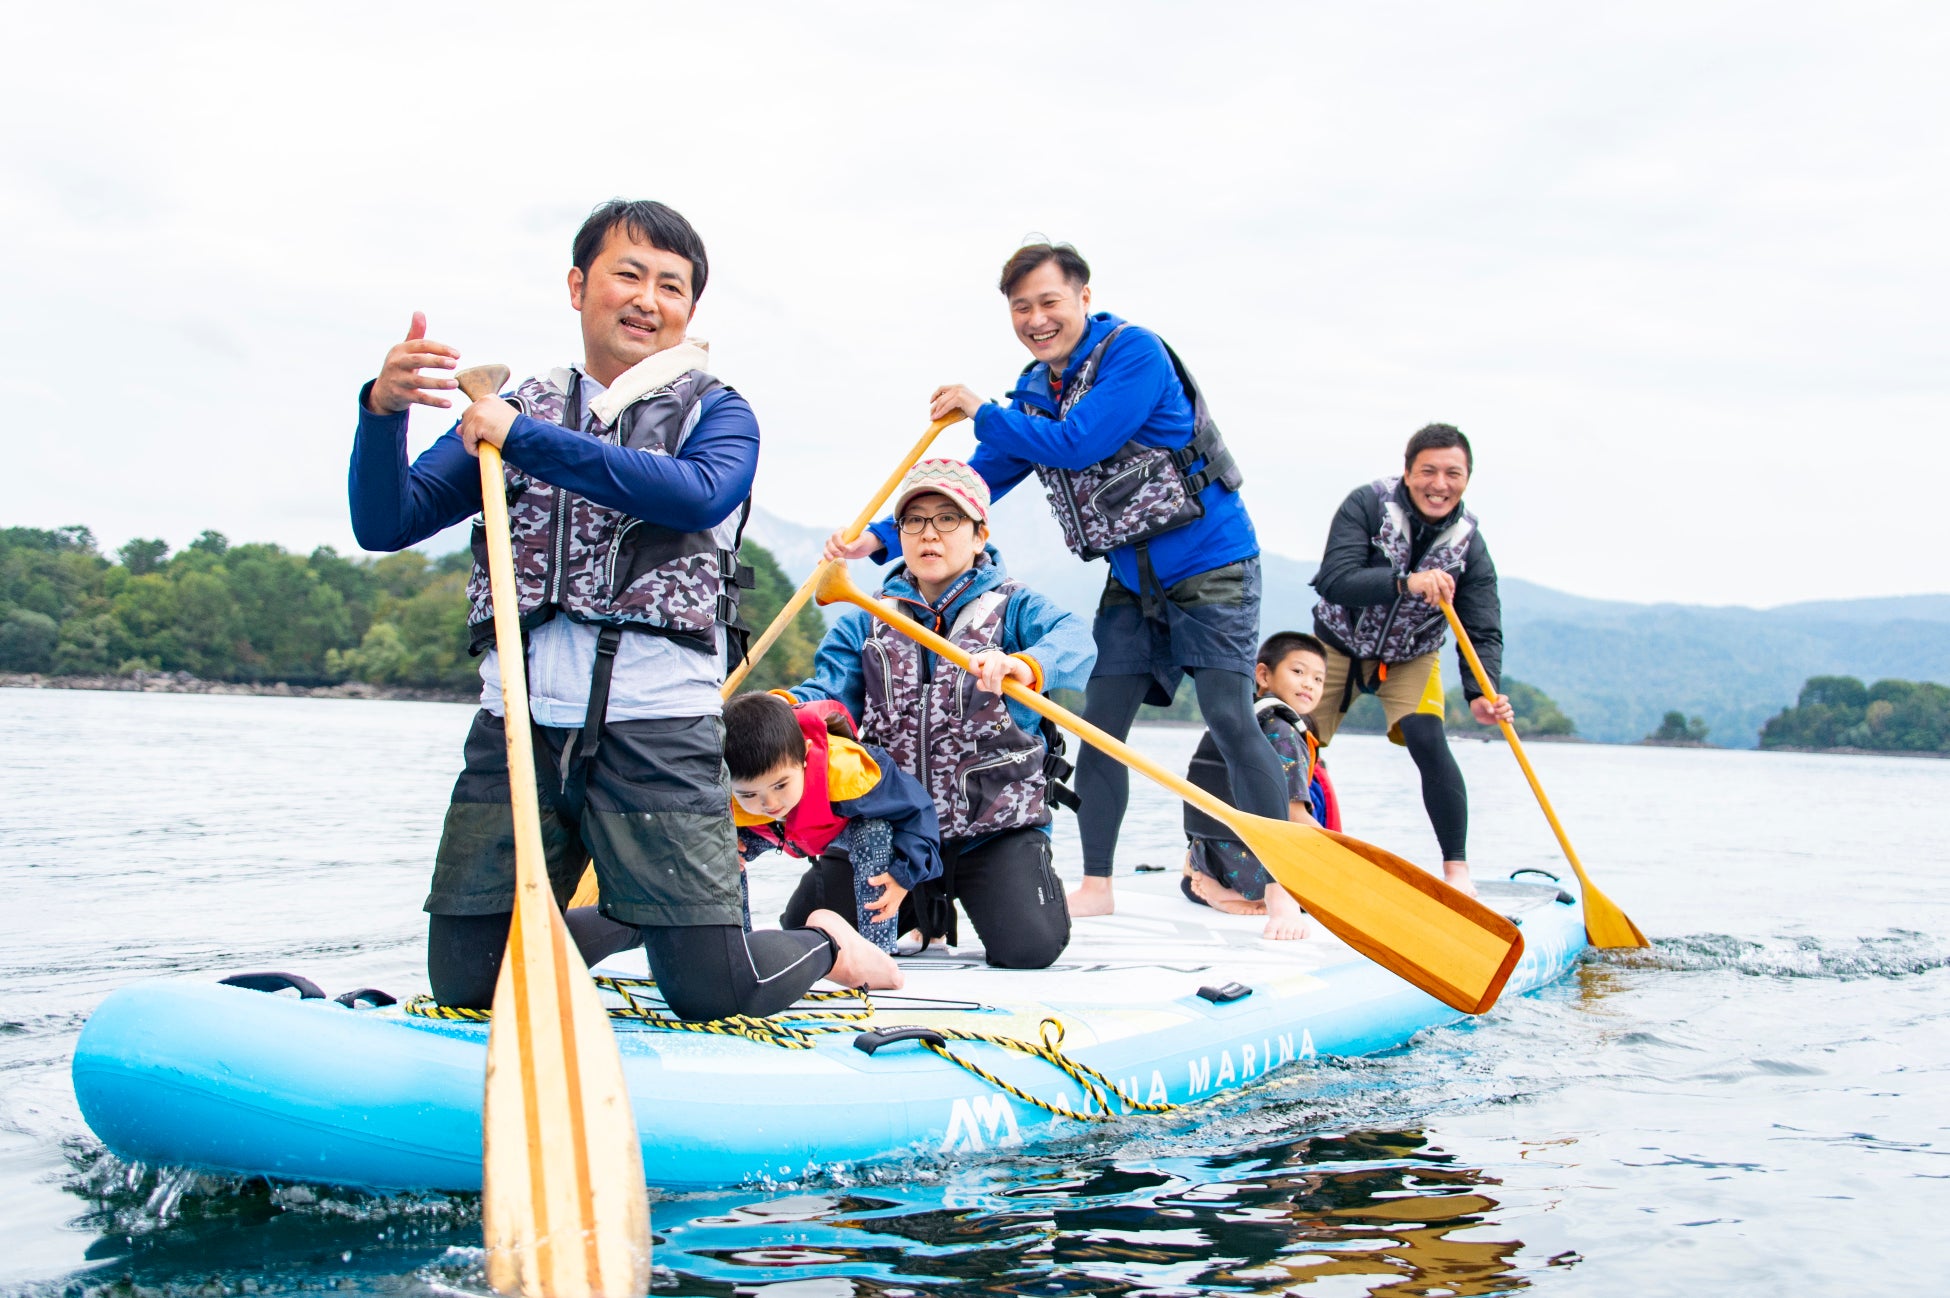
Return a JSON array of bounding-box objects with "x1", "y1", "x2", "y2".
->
[{"x1": 1311, "y1": 647, "x2": 1444, "y2": 747}]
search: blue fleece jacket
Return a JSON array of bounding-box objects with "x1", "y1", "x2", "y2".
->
[
  {"x1": 348, "y1": 377, "x2": 758, "y2": 552},
  {"x1": 866, "y1": 313, "x2": 1258, "y2": 593},
  {"x1": 788, "y1": 548, "x2": 1096, "y2": 835}
]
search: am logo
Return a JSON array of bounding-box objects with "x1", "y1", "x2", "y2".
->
[{"x1": 940, "y1": 1093, "x2": 1020, "y2": 1153}]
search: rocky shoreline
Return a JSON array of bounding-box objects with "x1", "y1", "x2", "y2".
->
[{"x1": 0, "y1": 671, "x2": 473, "y2": 705}]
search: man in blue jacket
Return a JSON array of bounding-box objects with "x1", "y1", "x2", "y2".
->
[
  {"x1": 827, "y1": 243, "x2": 1286, "y2": 918},
  {"x1": 350, "y1": 199, "x2": 896, "y2": 1016}
]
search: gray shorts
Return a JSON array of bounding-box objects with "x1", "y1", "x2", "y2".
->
[
  {"x1": 425, "y1": 710, "x2": 742, "y2": 927},
  {"x1": 1089, "y1": 557, "x2": 1263, "y2": 705}
]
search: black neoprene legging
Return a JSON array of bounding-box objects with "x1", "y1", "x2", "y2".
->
[
  {"x1": 1394, "y1": 712, "x2": 1469, "y2": 862},
  {"x1": 426, "y1": 910, "x2": 835, "y2": 1021},
  {"x1": 1077, "y1": 668, "x2": 1290, "y2": 877}
]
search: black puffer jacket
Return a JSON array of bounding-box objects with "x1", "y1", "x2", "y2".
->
[{"x1": 1309, "y1": 480, "x2": 1503, "y2": 698}]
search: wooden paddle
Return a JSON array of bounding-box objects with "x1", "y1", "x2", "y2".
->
[
  {"x1": 816, "y1": 565, "x2": 1525, "y2": 1015},
  {"x1": 721, "y1": 410, "x2": 965, "y2": 695},
  {"x1": 1437, "y1": 601, "x2": 1649, "y2": 949},
  {"x1": 457, "y1": 365, "x2": 651, "y2": 1298},
  {"x1": 565, "y1": 411, "x2": 968, "y2": 911}
]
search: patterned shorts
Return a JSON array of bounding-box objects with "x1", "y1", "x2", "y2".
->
[{"x1": 1183, "y1": 835, "x2": 1273, "y2": 902}]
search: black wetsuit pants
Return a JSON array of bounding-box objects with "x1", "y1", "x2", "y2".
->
[
  {"x1": 426, "y1": 911, "x2": 835, "y2": 1021},
  {"x1": 1077, "y1": 668, "x2": 1290, "y2": 876},
  {"x1": 1395, "y1": 712, "x2": 1469, "y2": 861},
  {"x1": 780, "y1": 826, "x2": 1071, "y2": 969}
]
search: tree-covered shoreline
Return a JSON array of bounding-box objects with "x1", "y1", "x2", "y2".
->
[
  {"x1": 1759, "y1": 675, "x2": 1950, "y2": 755},
  {"x1": 0, "y1": 524, "x2": 826, "y2": 699}
]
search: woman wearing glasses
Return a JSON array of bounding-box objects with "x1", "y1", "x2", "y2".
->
[{"x1": 778, "y1": 459, "x2": 1094, "y2": 968}]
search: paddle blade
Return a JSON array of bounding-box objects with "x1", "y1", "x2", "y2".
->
[
  {"x1": 482, "y1": 903, "x2": 649, "y2": 1298},
  {"x1": 566, "y1": 862, "x2": 600, "y2": 911},
  {"x1": 1239, "y1": 822, "x2": 1524, "y2": 1014},
  {"x1": 1578, "y1": 881, "x2": 1649, "y2": 948}
]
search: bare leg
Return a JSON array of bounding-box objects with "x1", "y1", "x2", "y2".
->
[
  {"x1": 804, "y1": 909, "x2": 904, "y2": 990},
  {"x1": 1260, "y1": 882, "x2": 1311, "y2": 941},
  {"x1": 1073, "y1": 673, "x2": 1152, "y2": 916},
  {"x1": 1069, "y1": 874, "x2": 1116, "y2": 917},
  {"x1": 1443, "y1": 860, "x2": 1477, "y2": 897},
  {"x1": 1186, "y1": 867, "x2": 1266, "y2": 915}
]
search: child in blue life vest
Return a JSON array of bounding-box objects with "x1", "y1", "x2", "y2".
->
[
  {"x1": 1181, "y1": 631, "x2": 1331, "y2": 940},
  {"x1": 724, "y1": 693, "x2": 943, "y2": 954}
]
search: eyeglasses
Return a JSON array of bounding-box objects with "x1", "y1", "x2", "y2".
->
[{"x1": 898, "y1": 511, "x2": 972, "y2": 535}]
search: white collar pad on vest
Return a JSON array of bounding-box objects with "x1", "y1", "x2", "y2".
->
[{"x1": 580, "y1": 338, "x2": 714, "y2": 426}]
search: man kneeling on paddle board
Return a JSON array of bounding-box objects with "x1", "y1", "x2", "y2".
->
[
  {"x1": 349, "y1": 199, "x2": 896, "y2": 1016},
  {"x1": 795, "y1": 460, "x2": 1094, "y2": 967},
  {"x1": 827, "y1": 242, "x2": 1286, "y2": 919},
  {"x1": 1309, "y1": 423, "x2": 1513, "y2": 896}
]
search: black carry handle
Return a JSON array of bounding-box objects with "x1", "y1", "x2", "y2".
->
[
  {"x1": 853, "y1": 1026, "x2": 948, "y2": 1056},
  {"x1": 219, "y1": 972, "x2": 327, "y2": 999}
]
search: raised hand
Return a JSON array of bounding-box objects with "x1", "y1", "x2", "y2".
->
[
  {"x1": 367, "y1": 312, "x2": 460, "y2": 415},
  {"x1": 928, "y1": 384, "x2": 985, "y2": 422},
  {"x1": 821, "y1": 531, "x2": 882, "y2": 563}
]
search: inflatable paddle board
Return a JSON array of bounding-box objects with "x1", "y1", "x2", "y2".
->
[{"x1": 72, "y1": 868, "x2": 1585, "y2": 1190}]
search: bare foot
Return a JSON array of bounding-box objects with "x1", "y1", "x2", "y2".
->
[
  {"x1": 1260, "y1": 883, "x2": 1311, "y2": 941},
  {"x1": 1068, "y1": 875, "x2": 1115, "y2": 917},
  {"x1": 1442, "y1": 860, "x2": 1477, "y2": 897},
  {"x1": 1184, "y1": 865, "x2": 1267, "y2": 916},
  {"x1": 804, "y1": 909, "x2": 905, "y2": 990}
]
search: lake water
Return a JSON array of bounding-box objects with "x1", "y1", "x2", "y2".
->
[{"x1": 2, "y1": 687, "x2": 1947, "y2": 1297}]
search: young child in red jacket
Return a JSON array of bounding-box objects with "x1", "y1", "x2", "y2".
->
[{"x1": 724, "y1": 693, "x2": 943, "y2": 954}]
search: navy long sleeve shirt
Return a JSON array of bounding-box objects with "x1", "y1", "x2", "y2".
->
[{"x1": 348, "y1": 377, "x2": 759, "y2": 552}]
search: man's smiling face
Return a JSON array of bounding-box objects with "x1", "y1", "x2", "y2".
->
[
  {"x1": 569, "y1": 227, "x2": 695, "y2": 387},
  {"x1": 1008, "y1": 260, "x2": 1092, "y2": 371},
  {"x1": 1405, "y1": 446, "x2": 1471, "y2": 521}
]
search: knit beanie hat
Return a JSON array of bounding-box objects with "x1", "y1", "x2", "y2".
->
[{"x1": 891, "y1": 458, "x2": 991, "y2": 526}]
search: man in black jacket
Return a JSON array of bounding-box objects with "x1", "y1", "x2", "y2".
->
[{"x1": 1309, "y1": 424, "x2": 1512, "y2": 895}]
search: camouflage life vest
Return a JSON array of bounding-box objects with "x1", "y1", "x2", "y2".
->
[
  {"x1": 464, "y1": 366, "x2": 750, "y2": 656},
  {"x1": 1030, "y1": 325, "x2": 1244, "y2": 561},
  {"x1": 1312, "y1": 477, "x2": 1478, "y2": 664},
  {"x1": 859, "y1": 581, "x2": 1051, "y2": 840}
]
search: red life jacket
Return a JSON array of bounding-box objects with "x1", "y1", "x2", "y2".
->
[
  {"x1": 737, "y1": 699, "x2": 865, "y2": 859},
  {"x1": 1313, "y1": 755, "x2": 1344, "y2": 833}
]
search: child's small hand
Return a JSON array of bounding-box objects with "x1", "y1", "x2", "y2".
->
[
  {"x1": 864, "y1": 873, "x2": 908, "y2": 924},
  {"x1": 966, "y1": 650, "x2": 1033, "y2": 695}
]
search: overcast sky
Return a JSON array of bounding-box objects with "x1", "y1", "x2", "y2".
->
[{"x1": 5, "y1": 3, "x2": 1944, "y2": 607}]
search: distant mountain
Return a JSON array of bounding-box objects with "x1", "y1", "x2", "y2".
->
[{"x1": 747, "y1": 499, "x2": 1950, "y2": 747}]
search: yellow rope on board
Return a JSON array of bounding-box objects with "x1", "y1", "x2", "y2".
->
[{"x1": 403, "y1": 977, "x2": 1176, "y2": 1123}]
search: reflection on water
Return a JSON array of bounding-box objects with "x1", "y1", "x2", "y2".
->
[{"x1": 51, "y1": 1128, "x2": 1545, "y2": 1297}]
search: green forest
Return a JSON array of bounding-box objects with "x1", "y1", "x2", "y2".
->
[
  {"x1": 1759, "y1": 675, "x2": 1950, "y2": 753},
  {"x1": 0, "y1": 525, "x2": 827, "y2": 697}
]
